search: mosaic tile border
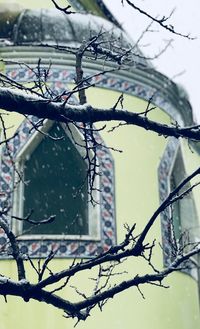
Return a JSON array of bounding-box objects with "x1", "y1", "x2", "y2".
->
[
  {"x1": 5, "y1": 67, "x2": 183, "y2": 125},
  {"x1": 0, "y1": 76, "x2": 117, "y2": 259},
  {"x1": 158, "y1": 137, "x2": 179, "y2": 265},
  {"x1": 1, "y1": 66, "x2": 184, "y2": 262},
  {"x1": 158, "y1": 139, "x2": 197, "y2": 277}
]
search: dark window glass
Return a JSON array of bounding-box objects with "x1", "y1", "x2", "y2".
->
[
  {"x1": 169, "y1": 150, "x2": 197, "y2": 242},
  {"x1": 23, "y1": 123, "x2": 88, "y2": 235}
]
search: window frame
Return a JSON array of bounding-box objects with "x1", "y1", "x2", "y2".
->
[
  {"x1": 0, "y1": 113, "x2": 116, "y2": 259},
  {"x1": 159, "y1": 138, "x2": 199, "y2": 278},
  {"x1": 168, "y1": 146, "x2": 198, "y2": 243},
  {"x1": 12, "y1": 120, "x2": 101, "y2": 241}
]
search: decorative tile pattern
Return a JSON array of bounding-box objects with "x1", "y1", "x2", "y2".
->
[
  {"x1": 5, "y1": 67, "x2": 182, "y2": 124},
  {"x1": 0, "y1": 66, "x2": 182, "y2": 261},
  {"x1": 158, "y1": 140, "x2": 197, "y2": 278},
  {"x1": 0, "y1": 116, "x2": 116, "y2": 258},
  {"x1": 0, "y1": 71, "x2": 117, "y2": 258},
  {"x1": 158, "y1": 137, "x2": 179, "y2": 265}
]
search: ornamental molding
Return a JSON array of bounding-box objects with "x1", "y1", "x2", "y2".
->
[
  {"x1": 158, "y1": 138, "x2": 197, "y2": 278},
  {"x1": 0, "y1": 73, "x2": 116, "y2": 258},
  {"x1": 158, "y1": 137, "x2": 179, "y2": 264},
  {"x1": 4, "y1": 64, "x2": 190, "y2": 126},
  {"x1": 0, "y1": 45, "x2": 193, "y2": 125},
  {"x1": 0, "y1": 65, "x2": 195, "y2": 262}
]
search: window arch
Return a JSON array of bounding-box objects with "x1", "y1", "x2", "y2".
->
[
  {"x1": 159, "y1": 138, "x2": 199, "y2": 277},
  {"x1": 0, "y1": 116, "x2": 116, "y2": 258},
  {"x1": 13, "y1": 121, "x2": 99, "y2": 238},
  {"x1": 169, "y1": 148, "x2": 198, "y2": 243}
]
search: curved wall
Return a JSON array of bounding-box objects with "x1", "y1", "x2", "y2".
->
[
  {"x1": 0, "y1": 0, "x2": 199, "y2": 328},
  {"x1": 0, "y1": 71, "x2": 199, "y2": 329}
]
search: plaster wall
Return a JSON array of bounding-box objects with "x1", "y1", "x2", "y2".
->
[{"x1": 0, "y1": 86, "x2": 199, "y2": 329}]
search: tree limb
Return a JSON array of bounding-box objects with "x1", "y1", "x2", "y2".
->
[
  {"x1": 0, "y1": 87, "x2": 200, "y2": 141},
  {"x1": 124, "y1": 0, "x2": 194, "y2": 39}
]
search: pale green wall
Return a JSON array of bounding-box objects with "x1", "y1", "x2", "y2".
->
[{"x1": 0, "y1": 87, "x2": 199, "y2": 329}]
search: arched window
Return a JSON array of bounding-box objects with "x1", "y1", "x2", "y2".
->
[
  {"x1": 0, "y1": 116, "x2": 116, "y2": 258},
  {"x1": 159, "y1": 139, "x2": 199, "y2": 278},
  {"x1": 14, "y1": 122, "x2": 92, "y2": 237},
  {"x1": 169, "y1": 147, "x2": 198, "y2": 243}
]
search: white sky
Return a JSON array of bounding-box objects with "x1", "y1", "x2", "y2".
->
[{"x1": 104, "y1": 0, "x2": 200, "y2": 123}]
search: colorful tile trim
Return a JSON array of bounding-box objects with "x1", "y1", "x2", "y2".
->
[
  {"x1": 0, "y1": 66, "x2": 183, "y2": 261},
  {"x1": 0, "y1": 76, "x2": 116, "y2": 259},
  {"x1": 158, "y1": 139, "x2": 196, "y2": 277},
  {"x1": 158, "y1": 137, "x2": 179, "y2": 265},
  {"x1": 5, "y1": 67, "x2": 183, "y2": 124}
]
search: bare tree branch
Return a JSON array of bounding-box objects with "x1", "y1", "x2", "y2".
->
[
  {"x1": 0, "y1": 215, "x2": 25, "y2": 281},
  {"x1": 51, "y1": 0, "x2": 75, "y2": 14},
  {"x1": 0, "y1": 1, "x2": 199, "y2": 324},
  {"x1": 124, "y1": 0, "x2": 195, "y2": 39},
  {"x1": 1, "y1": 87, "x2": 200, "y2": 141}
]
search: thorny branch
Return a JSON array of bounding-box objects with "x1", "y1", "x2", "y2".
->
[
  {"x1": 0, "y1": 160, "x2": 199, "y2": 321},
  {"x1": 51, "y1": 0, "x2": 75, "y2": 14},
  {"x1": 0, "y1": 214, "x2": 25, "y2": 281},
  {"x1": 0, "y1": 213, "x2": 198, "y2": 321},
  {"x1": 123, "y1": 0, "x2": 194, "y2": 39}
]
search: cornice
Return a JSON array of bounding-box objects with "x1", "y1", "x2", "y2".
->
[{"x1": 0, "y1": 46, "x2": 194, "y2": 128}]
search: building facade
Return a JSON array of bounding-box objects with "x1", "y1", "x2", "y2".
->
[{"x1": 0, "y1": 1, "x2": 200, "y2": 328}]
